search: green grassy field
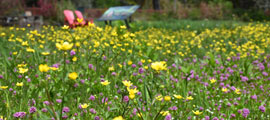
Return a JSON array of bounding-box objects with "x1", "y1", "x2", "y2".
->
[{"x1": 0, "y1": 21, "x2": 270, "y2": 119}]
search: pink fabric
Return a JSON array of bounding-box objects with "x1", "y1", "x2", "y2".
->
[
  {"x1": 64, "y1": 10, "x2": 75, "y2": 25},
  {"x1": 75, "y1": 10, "x2": 86, "y2": 25}
]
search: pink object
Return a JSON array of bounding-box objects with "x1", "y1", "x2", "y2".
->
[
  {"x1": 75, "y1": 10, "x2": 86, "y2": 25},
  {"x1": 64, "y1": 10, "x2": 75, "y2": 25},
  {"x1": 75, "y1": 10, "x2": 93, "y2": 24}
]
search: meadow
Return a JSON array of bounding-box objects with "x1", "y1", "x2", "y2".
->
[{"x1": 0, "y1": 21, "x2": 270, "y2": 120}]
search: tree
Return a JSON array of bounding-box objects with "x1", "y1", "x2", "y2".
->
[
  {"x1": 254, "y1": 0, "x2": 270, "y2": 11},
  {"x1": 153, "y1": 0, "x2": 160, "y2": 10}
]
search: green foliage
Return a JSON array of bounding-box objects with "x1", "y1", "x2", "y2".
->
[
  {"x1": 189, "y1": 8, "x2": 201, "y2": 20},
  {"x1": 93, "y1": 0, "x2": 121, "y2": 8},
  {"x1": 55, "y1": 0, "x2": 76, "y2": 23}
]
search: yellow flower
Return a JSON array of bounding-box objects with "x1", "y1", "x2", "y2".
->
[
  {"x1": 101, "y1": 80, "x2": 110, "y2": 86},
  {"x1": 22, "y1": 41, "x2": 28, "y2": 46},
  {"x1": 151, "y1": 61, "x2": 167, "y2": 71},
  {"x1": 62, "y1": 25, "x2": 69, "y2": 29},
  {"x1": 118, "y1": 64, "x2": 122, "y2": 68},
  {"x1": 144, "y1": 66, "x2": 148, "y2": 70},
  {"x1": 120, "y1": 25, "x2": 126, "y2": 29},
  {"x1": 222, "y1": 88, "x2": 228, "y2": 92},
  {"x1": 26, "y1": 48, "x2": 35, "y2": 53},
  {"x1": 39, "y1": 64, "x2": 50, "y2": 72},
  {"x1": 164, "y1": 96, "x2": 171, "y2": 101},
  {"x1": 109, "y1": 66, "x2": 114, "y2": 71},
  {"x1": 235, "y1": 88, "x2": 241, "y2": 94},
  {"x1": 128, "y1": 61, "x2": 133, "y2": 65},
  {"x1": 186, "y1": 96, "x2": 193, "y2": 100},
  {"x1": 127, "y1": 87, "x2": 138, "y2": 95},
  {"x1": 16, "y1": 82, "x2": 23, "y2": 87},
  {"x1": 210, "y1": 78, "x2": 216, "y2": 84},
  {"x1": 0, "y1": 86, "x2": 8, "y2": 89},
  {"x1": 50, "y1": 67, "x2": 59, "y2": 71},
  {"x1": 41, "y1": 52, "x2": 50, "y2": 56},
  {"x1": 137, "y1": 113, "x2": 143, "y2": 117},
  {"x1": 0, "y1": 116, "x2": 6, "y2": 120},
  {"x1": 155, "y1": 95, "x2": 163, "y2": 101},
  {"x1": 160, "y1": 111, "x2": 170, "y2": 116},
  {"x1": 141, "y1": 59, "x2": 145, "y2": 63},
  {"x1": 192, "y1": 110, "x2": 202, "y2": 115},
  {"x1": 1, "y1": 32, "x2": 6, "y2": 36},
  {"x1": 122, "y1": 80, "x2": 133, "y2": 87},
  {"x1": 80, "y1": 103, "x2": 89, "y2": 109},
  {"x1": 68, "y1": 72, "x2": 78, "y2": 80},
  {"x1": 17, "y1": 64, "x2": 27, "y2": 68},
  {"x1": 77, "y1": 18, "x2": 83, "y2": 23},
  {"x1": 72, "y1": 57, "x2": 77, "y2": 62},
  {"x1": 18, "y1": 68, "x2": 28, "y2": 74},
  {"x1": 13, "y1": 52, "x2": 18, "y2": 55},
  {"x1": 56, "y1": 42, "x2": 73, "y2": 51},
  {"x1": 113, "y1": 116, "x2": 125, "y2": 120},
  {"x1": 174, "y1": 94, "x2": 183, "y2": 99},
  {"x1": 129, "y1": 94, "x2": 135, "y2": 99}
]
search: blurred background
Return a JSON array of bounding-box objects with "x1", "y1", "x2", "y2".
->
[{"x1": 0, "y1": 0, "x2": 270, "y2": 28}]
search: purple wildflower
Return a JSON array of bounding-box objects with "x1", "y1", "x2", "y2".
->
[
  {"x1": 259, "y1": 106, "x2": 265, "y2": 112},
  {"x1": 13, "y1": 112, "x2": 26, "y2": 118},
  {"x1": 70, "y1": 50, "x2": 76, "y2": 56},
  {"x1": 63, "y1": 107, "x2": 70, "y2": 113},
  {"x1": 123, "y1": 96, "x2": 129, "y2": 102},
  {"x1": 242, "y1": 108, "x2": 250, "y2": 118},
  {"x1": 165, "y1": 114, "x2": 172, "y2": 120},
  {"x1": 29, "y1": 106, "x2": 37, "y2": 113}
]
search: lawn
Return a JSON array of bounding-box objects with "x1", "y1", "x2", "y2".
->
[{"x1": 0, "y1": 21, "x2": 269, "y2": 120}]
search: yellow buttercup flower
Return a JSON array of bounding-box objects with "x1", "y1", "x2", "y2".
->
[
  {"x1": 127, "y1": 87, "x2": 138, "y2": 95},
  {"x1": 62, "y1": 25, "x2": 69, "y2": 29},
  {"x1": 174, "y1": 94, "x2": 183, "y2": 99},
  {"x1": 0, "y1": 116, "x2": 6, "y2": 120},
  {"x1": 113, "y1": 116, "x2": 125, "y2": 120},
  {"x1": 120, "y1": 25, "x2": 126, "y2": 29},
  {"x1": 41, "y1": 52, "x2": 50, "y2": 56},
  {"x1": 101, "y1": 80, "x2": 110, "y2": 86},
  {"x1": 164, "y1": 96, "x2": 171, "y2": 101},
  {"x1": 26, "y1": 48, "x2": 35, "y2": 53},
  {"x1": 186, "y1": 96, "x2": 193, "y2": 100},
  {"x1": 56, "y1": 42, "x2": 73, "y2": 51},
  {"x1": 50, "y1": 67, "x2": 59, "y2": 71},
  {"x1": 192, "y1": 110, "x2": 202, "y2": 115},
  {"x1": 210, "y1": 78, "x2": 216, "y2": 84},
  {"x1": 155, "y1": 95, "x2": 163, "y2": 101},
  {"x1": 80, "y1": 103, "x2": 89, "y2": 109},
  {"x1": 235, "y1": 88, "x2": 241, "y2": 94},
  {"x1": 151, "y1": 61, "x2": 167, "y2": 71},
  {"x1": 18, "y1": 68, "x2": 28, "y2": 74},
  {"x1": 122, "y1": 80, "x2": 133, "y2": 87},
  {"x1": 39, "y1": 64, "x2": 50, "y2": 72},
  {"x1": 109, "y1": 66, "x2": 114, "y2": 71},
  {"x1": 129, "y1": 94, "x2": 135, "y2": 99},
  {"x1": 72, "y1": 57, "x2": 77, "y2": 62},
  {"x1": 17, "y1": 64, "x2": 27, "y2": 68},
  {"x1": 127, "y1": 87, "x2": 138, "y2": 99},
  {"x1": 222, "y1": 88, "x2": 228, "y2": 92},
  {"x1": 0, "y1": 86, "x2": 8, "y2": 89},
  {"x1": 16, "y1": 82, "x2": 23, "y2": 87},
  {"x1": 68, "y1": 72, "x2": 78, "y2": 80},
  {"x1": 160, "y1": 111, "x2": 170, "y2": 116},
  {"x1": 128, "y1": 61, "x2": 132, "y2": 65},
  {"x1": 137, "y1": 113, "x2": 143, "y2": 118},
  {"x1": 77, "y1": 18, "x2": 83, "y2": 23}
]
